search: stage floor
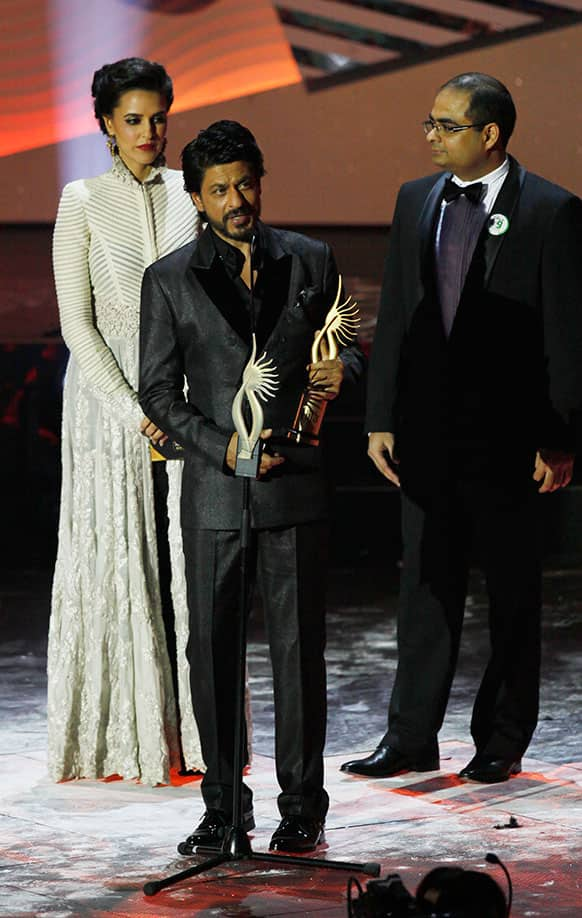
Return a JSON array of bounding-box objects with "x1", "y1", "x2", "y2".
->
[{"x1": 1, "y1": 565, "x2": 581, "y2": 916}]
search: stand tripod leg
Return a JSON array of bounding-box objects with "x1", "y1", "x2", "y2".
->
[
  {"x1": 143, "y1": 853, "x2": 228, "y2": 896},
  {"x1": 249, "y1": 852, "x2": 380, "y2": 876},
  {"x1": 231, "y1": 476, "x2": 251, "y2": 832}
]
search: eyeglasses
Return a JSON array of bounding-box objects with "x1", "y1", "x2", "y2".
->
[{"x1": 422, "y1": 118, "x2": 487, "y2": 136}]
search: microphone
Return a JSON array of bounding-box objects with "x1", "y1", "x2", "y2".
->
[
  {"x1": 249, "y1": 233, "x2": 257, "y2": 335},
  {"x1": 485, "y1": 852, "x2": 512, "y2": 916}
]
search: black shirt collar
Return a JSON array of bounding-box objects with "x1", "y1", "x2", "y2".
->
[
  {"x1": 209, "y1": 226, "x2": 264, "y2": 280},
  {"x1": 210, "y1": 228, "x2": 245, "y2": 280}
]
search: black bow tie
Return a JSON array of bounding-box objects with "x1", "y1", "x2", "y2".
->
[{"x1": 443, "y1": 177, "x2": 483, "y2": 205}]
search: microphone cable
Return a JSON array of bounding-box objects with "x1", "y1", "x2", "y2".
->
[{"x1": 485, "y1": 852, "x2": 512, "y2": 916}]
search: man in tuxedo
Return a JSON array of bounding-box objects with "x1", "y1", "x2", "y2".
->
[
  {"x1": 341, "y1": 73, "x2": 582, "y2": 784},
  {"x1": 139, "y1": 120, "x2": 363, "y2": 851}
]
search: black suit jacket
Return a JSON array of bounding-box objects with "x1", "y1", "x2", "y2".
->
[
  {"x1": 139, "y1": 223, "x2": 364, "y2": 529},
  {"x1": 366, "y1": 156, "x2": 582, "y2": 492}
]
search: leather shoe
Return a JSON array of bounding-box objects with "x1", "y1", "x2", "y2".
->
[
  {"x1": 269, "y1": 816, "x2": 325, "y2": 852},
  {"x1": 340, "y1": 744, "x2": 439, "y2": 777},
  {"x1": 459, "y1": 754, "x2": 522, "y2": 784},
  {"x1": 177, "y1": 809, "x2": 255, "y2": 855}
]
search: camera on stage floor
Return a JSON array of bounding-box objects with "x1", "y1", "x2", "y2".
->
[
  {"x1": 348, "y1": 873, "x2": 420, "y2": 917},
  {"x1": 347, "y1": 857, "x2": 510, "y2": 918}
]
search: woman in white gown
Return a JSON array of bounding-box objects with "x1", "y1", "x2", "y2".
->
[{"x1": 47, "y1": 57, "x2": 203, "y2": 784}]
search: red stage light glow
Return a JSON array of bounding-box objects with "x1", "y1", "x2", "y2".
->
[{"x1": 0, "y1": 0, "x2": 300, "y2": 157}]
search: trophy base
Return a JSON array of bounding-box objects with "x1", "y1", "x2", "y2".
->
[
  {"x1": 287, "y1": 387, "x2": 326, "y2": 450},
  {"x1": 235, "y1": 440, "x2": 262, "y2": 478}
]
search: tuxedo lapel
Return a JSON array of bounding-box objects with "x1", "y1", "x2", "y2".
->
[
  {"x1": 188, "y1": 228, "x2": 251, "y2": 344},
  {"x1": 450, "y1": 158, "x2": 526, "y2": 340},
  {"x1": 282, "y1": 248, "x2": 303, "y2": 315},
  {"x1": 255, "y1": 253, "x2": 292, "y2": 348},
  {"x1": 250, "y1": 224, "x2": 292, "y2": 348},
  {"x1": 416, "y1": 174, "x2": 447, "y2": 300},
  {"x1": 481, "y1": 156, "x2": 525, "y2": 287},
  {"x1": 260, "y1": 226, "x2": 307, "y2": 352}
]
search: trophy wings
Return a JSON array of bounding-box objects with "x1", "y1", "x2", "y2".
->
[
  {"x1": 311, "y1": 275, "x2": 360, "y2": 364},
  {"x1": 231, "y1": 334, "x2": 279, "y2": 459}
]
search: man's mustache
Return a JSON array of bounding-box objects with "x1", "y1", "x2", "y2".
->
[{"x1": 225, "y1": 207, "x2": 253, "y2": 219}]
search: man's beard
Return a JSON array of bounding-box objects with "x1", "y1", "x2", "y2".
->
[{"x1": 208, "y1": 206, "x2": 259, "y2": 243}]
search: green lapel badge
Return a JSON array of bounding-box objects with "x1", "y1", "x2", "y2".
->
[{"x1": 488, "y1": 213, "x2": 510, "y2": 236}]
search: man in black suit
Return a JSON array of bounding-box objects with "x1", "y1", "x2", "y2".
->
[
  {"x1": 341, "y1": 73, "x2": 582, "y2": 784},
  {"x1": 139, "y1": 121, "x2": 363, "y2": 851}
]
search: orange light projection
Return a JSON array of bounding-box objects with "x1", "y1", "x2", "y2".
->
[{"x1": 0, "y1": 0, "x2": 301, "y2": 157}]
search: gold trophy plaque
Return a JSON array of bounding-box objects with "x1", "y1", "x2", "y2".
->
[{"x1": 287, "y1": 276, "x2": 359, "y2": 447}]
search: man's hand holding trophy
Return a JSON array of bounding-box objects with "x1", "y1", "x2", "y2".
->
[{"x1": 288, "y1": 276, "x2": 360, "y2": 447}]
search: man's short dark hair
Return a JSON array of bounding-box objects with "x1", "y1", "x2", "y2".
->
[
  {"x1": 440, "y1": 72, "x2": 516, "y2": 147},
  {"x1": 182, "y1": 120, "x2": 265, "y2": 194}
]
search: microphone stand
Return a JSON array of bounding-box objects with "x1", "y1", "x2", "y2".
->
[{"x1": 144, "y1": 234, "x2": 380, "y2": 898}]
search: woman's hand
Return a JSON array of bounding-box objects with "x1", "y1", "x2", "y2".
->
[{"x1": 140, "y1": 415, "x2": 168, "y2": 447}]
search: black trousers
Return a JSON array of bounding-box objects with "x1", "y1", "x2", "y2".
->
[
  {"x1": 383, "y1": 477, "x2": 542, "y2": 760},
  {"x1": 182, "y1": 520, "x2": 329, "y2": 820}
]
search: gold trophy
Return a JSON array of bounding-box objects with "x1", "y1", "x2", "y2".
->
[{"x1": 287, "y1": 276, "x2": 359, "y2": 447}]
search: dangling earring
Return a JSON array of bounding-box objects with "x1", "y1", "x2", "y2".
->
[{"x1": 106, "y1": 135, "x2": 118, "y2": 157}]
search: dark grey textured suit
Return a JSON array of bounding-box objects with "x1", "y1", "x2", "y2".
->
[
  {"x1": 367, "y1": 157, "x2": 582, "y2": 762},
  {"x1": 140, "y1": 223, "x2": 363, "y2": 819}
]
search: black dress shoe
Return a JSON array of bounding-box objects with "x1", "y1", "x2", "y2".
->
[
  {"x1": 269, "y1": 816, "x2": 325, "y2": 852},
  {"x1": 177, "y1": 809, "x2": 255, "y2": 855},
  {"x1": 459, "y1": 754, "x2": 522, "y2": 784},
  {"x1": 340, "y1": 744, "x2": 439, "y2": 777}
]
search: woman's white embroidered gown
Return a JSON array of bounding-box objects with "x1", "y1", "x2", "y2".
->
[{"x1": 48, "y1": 156, "x2": 204, "y2": 784}]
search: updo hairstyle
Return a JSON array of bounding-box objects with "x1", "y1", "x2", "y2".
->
[{"x1": 91, "y1": 57, "x2": 174, "y2": 135}]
